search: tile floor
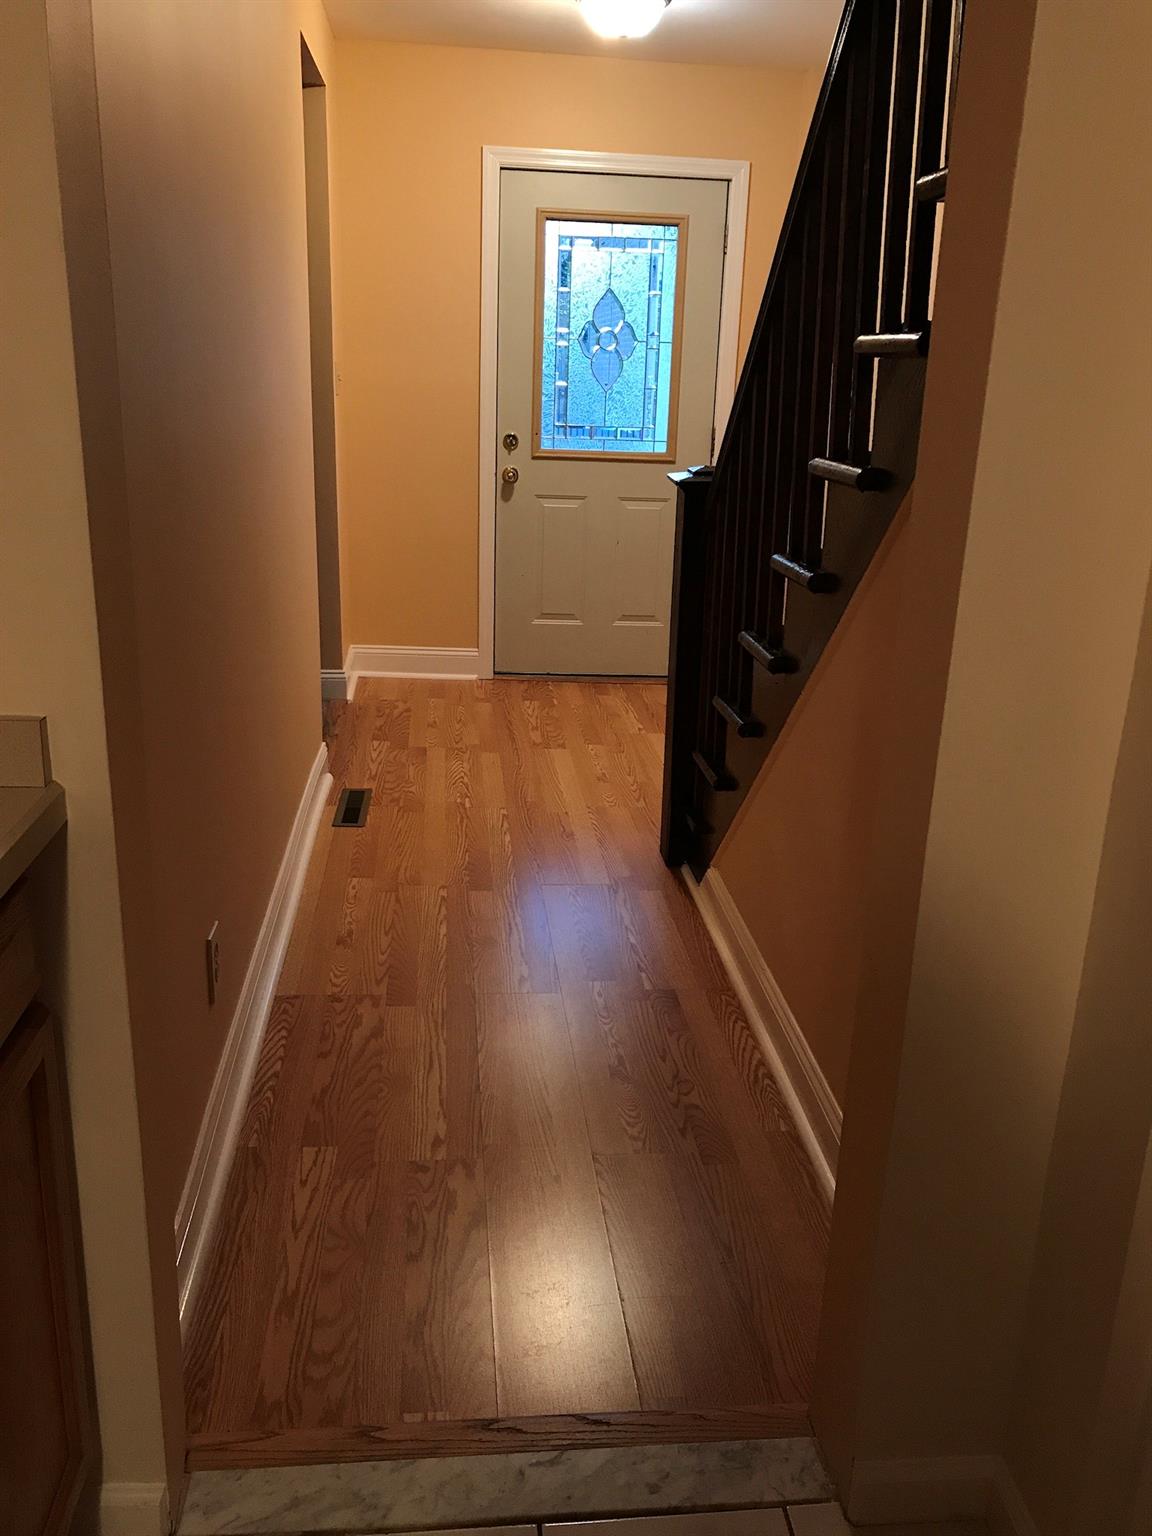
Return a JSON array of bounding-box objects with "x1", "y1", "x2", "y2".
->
[
  {"x1": 353, "y1": 1518, "x2": 789, "y2": 1536},
  {"x1": 549, "y1": 1516, "x2": 789, "y2": 1536},
  {"x1": 179, "y1": 1438, "x2": 830, "y2": 1533},
  {"x1": 786, "y1": 1509, "x2": 851, "y2": 1535},
  {"x1": 783, "y1": 1508, "x2": 986, "y2": 1536}
]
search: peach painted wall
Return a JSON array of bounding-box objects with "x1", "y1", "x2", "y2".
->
[
  {"x1": 713, "y1": 506, "x2": 914, "y2": 1106},
  {"x1": 330, "y1": 41, "x2": 821, "y2": 651},
  {"x1": 2, "y1": 0, "x2": 169, "y2": 1507}
]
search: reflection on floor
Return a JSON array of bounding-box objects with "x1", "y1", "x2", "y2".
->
[{"x1": 183, "y1": 679, "x2": 828, "y2": 1467}]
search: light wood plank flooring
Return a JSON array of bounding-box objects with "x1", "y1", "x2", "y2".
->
[{"x1": 183, "y1": 679, "x2": 828, "y2": 1466}]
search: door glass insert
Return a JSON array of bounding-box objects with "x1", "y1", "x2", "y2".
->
[{"x1": 536, "y1": 212, "x2": 686, "y2": 459}]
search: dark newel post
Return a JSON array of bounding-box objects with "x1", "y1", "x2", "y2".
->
[{"x1": 660, "y1": 465, "x2": 713, "y2": 867}]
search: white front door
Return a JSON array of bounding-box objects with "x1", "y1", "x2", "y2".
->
[{"x1": 494, "y1": 169, "x2": 728, "y2": 675}]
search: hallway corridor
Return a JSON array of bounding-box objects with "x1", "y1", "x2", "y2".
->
[{"x1": 183, "y1": 679, "x2": 828, "y2": 1466}]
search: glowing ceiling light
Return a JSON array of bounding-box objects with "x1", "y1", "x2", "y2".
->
[{"x1": 579, "y1": 0, "x2": 672, "y2": 42}]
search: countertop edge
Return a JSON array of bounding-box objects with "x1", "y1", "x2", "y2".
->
[{"x1": 0, "y1": 782, "x2": 67, "y2": 900}]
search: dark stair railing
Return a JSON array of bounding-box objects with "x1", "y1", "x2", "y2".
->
[{"x1": 662, "y1": 0, "x2": 964, "y2": 875}]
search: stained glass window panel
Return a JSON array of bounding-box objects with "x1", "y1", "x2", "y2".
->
[{"x1": 537, "y1": 217, "x2": 682, "y2": 456}]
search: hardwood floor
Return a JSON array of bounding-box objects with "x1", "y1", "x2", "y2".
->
[{"x1": 184, "y1": 679, "x2": 828, "y2": 1467}]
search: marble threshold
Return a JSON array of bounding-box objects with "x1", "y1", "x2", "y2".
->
[{"x1": 178, "y1": 1436, "x2": 832, "y2": 1534}]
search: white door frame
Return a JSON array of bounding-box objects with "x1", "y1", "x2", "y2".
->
[{"x1": 479, "y1": 145, "x2": 751, "y2": 678}]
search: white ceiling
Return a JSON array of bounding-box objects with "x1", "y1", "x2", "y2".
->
[{"x1": 324, "y1": 0, "x2": 842, "y2": 71}]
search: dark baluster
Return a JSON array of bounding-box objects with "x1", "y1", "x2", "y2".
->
[
  {"x1": 785, "y1": 201, "x2": 816, "y2": 565},
  {"x1": 741, "y1": 354, "x2": 772, "y2": 711},
  {"x1": 719, "y1": 427, "x2": 748, "y2": 724},
  {"x1": 761, "y1": 273, "x2": 789, "y2": 648},
  {"x1": 907, "y1": 0, "x2": 957, "y2": 324},
  {"x1": 848, "y1": 1, "x2": 899, "y2": 467},
  {"x1": 768, "y1": 253, "x2": 800, "y2": 647},
  {"x1": 734, "y1": 366, "x2": 763, "y2": 701},
  {"x1": 800, "y1": 66, "x2": 850, "y2": 567},
  {"x1": 945, "y1": 0, "x2": 966, "y2": 163},
  {"x1": 824, "y1": 39, "x2": 867, "y2": 473},
  {"x1": 706, "y1": 478, "x2": 732, "y2": 767},
  {"x1": 694, "y1": 487, "x2": 723, "y2": 774}
]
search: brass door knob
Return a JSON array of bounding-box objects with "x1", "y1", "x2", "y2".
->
[
  {"x1": 503, "y1": 432, "x2": 520, "y2": 451},
  {"x1": 502, "y1": 465, "x2": 520, "y2": 485}
]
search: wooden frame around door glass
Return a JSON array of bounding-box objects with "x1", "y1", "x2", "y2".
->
[{"x1": 531, "y1": 208, "x2": 689, "y2": 464}]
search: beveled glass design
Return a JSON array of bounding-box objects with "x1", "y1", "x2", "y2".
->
[{"x1": 538, "y1": 216, "x2": 682, "y2": 456}]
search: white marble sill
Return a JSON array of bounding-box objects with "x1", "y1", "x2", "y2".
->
[{"x1": 179, "y1": 1438, "x2": 832, "y2": 1534}]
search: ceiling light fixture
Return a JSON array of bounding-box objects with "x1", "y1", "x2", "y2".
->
[{"x1": 579, "y1": 0, "x2": 672, "y2": 42}]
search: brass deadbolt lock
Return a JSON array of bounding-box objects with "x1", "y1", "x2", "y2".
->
[{"x1": 502, "y1": 432, "x2": 520, "y2": 452}]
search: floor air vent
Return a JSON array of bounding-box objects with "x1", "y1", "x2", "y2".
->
[{"x1": 333, "y1": 787, "x2": 371, "y2": 828}]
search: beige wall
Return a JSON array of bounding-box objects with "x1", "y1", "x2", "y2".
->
[
  {"x1": 1, "y1": 0, "x2": 168, "y2": 1509},
  {"x1": 1005, "y1": 566, "x2": 1152, "y2": 1536},
  {"x1": 37, "y1": 0, "x2": 338, "y2": 1506},
  {"x1": 330, "y1": 41, "x2": 820, "y2": 652},
  {"x1": 713, "y1": 510, "x2": 913, "y2": 1104},
  {"x1": 830, "y1": 0, "x2": 1152, "y2": 1510}
]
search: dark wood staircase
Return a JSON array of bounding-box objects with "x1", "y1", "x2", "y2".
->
[{"x1": 661, "y1": 0, "x2": 965, "y2": 876}]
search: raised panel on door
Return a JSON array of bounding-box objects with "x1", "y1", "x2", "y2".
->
[
  {"x1": 537, "y1": 496, "x2": 589, "y2": 627},
  {"x1": 495, "y1": 492, "x2": 592, "y2": 673},
  {"x1": 592, "y1": 494, "x2": 676, "y2": 674}
]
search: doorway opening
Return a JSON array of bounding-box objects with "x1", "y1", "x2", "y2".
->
[{"x1": 301, "y1": 39, "x2": 344, "y2": 709}]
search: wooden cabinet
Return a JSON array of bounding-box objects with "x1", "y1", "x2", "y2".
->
[{"x1": 0, "y1": 884, "x2": 96, "y2": 1536}]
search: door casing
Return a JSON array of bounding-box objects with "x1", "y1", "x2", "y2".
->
[{"x1": 479, "y1": 145, "x2": 750, "y2": 678}]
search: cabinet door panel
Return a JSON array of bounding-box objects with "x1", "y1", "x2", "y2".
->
[{"x1": 0, "y1": 1007, "x2": 94, "y2": 1536}]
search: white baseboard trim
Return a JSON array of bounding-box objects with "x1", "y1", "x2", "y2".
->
[
  {"x1": 99, "y1": 1482, "x2": 170, "y2": 1536},
  {"x1": 846, "y1": 1456, "x2": 1000, "y2": 1527},
  {"x1": 681, "y1": 865, "x2": 840, "y2": 1201},
  {"x1": 320, "y1": 668, "x2": 347, "y2": 701},
  {"x1": 174, "y1": 741, "x2": 331, "y2": 1333},
  {"x1": 345, "y1": 645, "x2": 482, "y2": 692}
]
